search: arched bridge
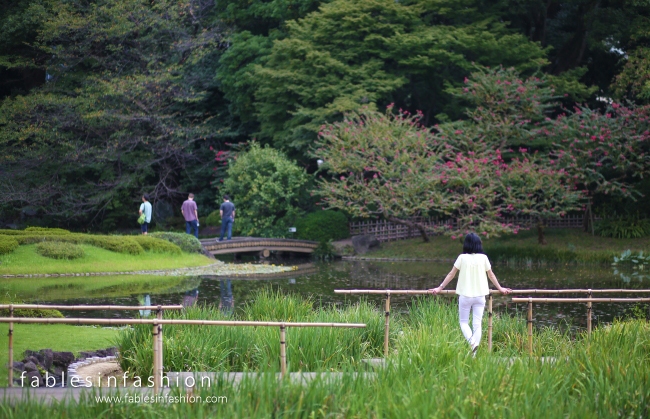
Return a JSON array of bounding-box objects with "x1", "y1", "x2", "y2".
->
[{"x1": 200, "y1": 237, "x2": 319, "y2": 256}]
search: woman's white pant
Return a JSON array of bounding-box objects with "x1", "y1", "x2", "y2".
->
[{"x1": 458, "y1": 295, "x2": 486, "y2": 350}]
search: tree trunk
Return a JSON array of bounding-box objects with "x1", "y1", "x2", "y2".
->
[
  {"x1": 537, "y1": 217, "x2": 547, "y2": 245},
  {"x1": 388, "y1": 217, "x2": 429, "y2": 242}
]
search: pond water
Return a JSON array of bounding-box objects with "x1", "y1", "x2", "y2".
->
[{"x1": 6, "y1": 261, "x2": 649, "y2": 330}]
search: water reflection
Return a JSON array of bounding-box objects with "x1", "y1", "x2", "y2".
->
[
  {"x1": 16, "y1": 261, "x2": 649, "y2": 329},
  {"x1": 219, "y1": 279, "x2": 234, "y2": 316},
  {"x1": 138, "y1": 294, "x2": 151, "y2": 317},
  {"x1": 182, "y1": 289, "x2": 199, "y2": 308}
]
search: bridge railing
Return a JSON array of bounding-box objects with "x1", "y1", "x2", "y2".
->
[
  {"x1": 334, "y1": 289, "x2": 650, "y2": 356},
  {"x1": 0, "y1": 304, "x2": 365, "y2": 394}
]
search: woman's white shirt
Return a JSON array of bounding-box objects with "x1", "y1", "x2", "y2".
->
[{"x1": 454, "y1": 253, "x2": 491, "y2": 297}]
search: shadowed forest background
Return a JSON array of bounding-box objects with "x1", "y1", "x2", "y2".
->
[{"x1": 1, "y1": 0, "x2": 650, "y2": 232}]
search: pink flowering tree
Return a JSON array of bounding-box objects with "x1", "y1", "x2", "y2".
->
[
  {"x1": 433, "y1": 149, "x2": 583, "y2": 242},
  {"x1": 312, "y1": 107, "x2": 446, "y2": 242},
  {"x1": 435, "y1": 68, "x2": 585, "y2": 243},
  {"x1": 545, "y1": 103, "x2": 650, "y2": 231}
]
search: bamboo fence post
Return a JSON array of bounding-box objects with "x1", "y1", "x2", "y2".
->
[
  {"x1": 156, "y1": 307, "x2": 163, "y2": 389},
  {"x1": 8, "y1": 305, "x2": 13, "y2": 387},
  {"x1": 152, "y1": 319, "x2": 159, "y2": 395},
  {"x1": 280, "y1": 324, "x2": 287, "y2": 378},
  {"x1": 587, "y1": 290, "x2": 592, "y2": 336},
  {"x1": 487, "y1": 294, "x2": 493, "y2": 352},
  {"x1": 527, "y1": 298, "x2": 533, "y2": 356},
  {"x1": 384, "y1": 292, "x2": 391, "y2": 357}
]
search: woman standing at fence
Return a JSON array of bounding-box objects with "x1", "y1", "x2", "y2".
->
[{"x1": 429, "y1": 233, "x2": 511, "y2": 354}]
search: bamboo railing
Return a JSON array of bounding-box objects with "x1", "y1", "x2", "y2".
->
[
  {"x1": 0, "y1": 305, "x2": 366, "y2": 395},
  {"x1": 334, "y1": 289, "x2": 650, "y2": 357},
  {"x1": 0, "y1": 304, "x2": 183, "y2": 392},
  {"x1": 511, "y1": 297, "x2": 650, "y2": 355}
]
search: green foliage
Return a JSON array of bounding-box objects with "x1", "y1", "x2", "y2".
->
[
  {"x1": 5, "y1": 233, "x2": 144, "y2": 255},
  {"x1": 595, "y1": 218, "x2": 650, "y2": 239},
  {"x1": 0, "y1": 236, "x2": 19, "y2": 255},
  {"x1": 0, "y1": 0, "x2": 228, "y2": 228},
  {"x1": 149, "y1": 232, "x2": 203, "y2": 253},
  {"x1": 116, "y1": 289, "x2": 384, "y2": 376},
  {"x1": 204, "y1": 210, "x2": 222, "y2": 227},
  {"x1": 131, "y1": 236, "x2": 182, "y2": 255},
  {"x1": 295, "y1": 210, "x2": 349, "y2": 242},
  {"x1": 611, "y1": 250, "x2": 650, "y2": 283},
  {"x1": 35, "y1": 241, "x2": 85, "y2": 260},
  {"x1": 250, "y1": 0, "x2": 547, "y2": 154},
  {"x1": 24, "y1": 227, "x2": 70, "y2": 234},
  {"x1": 222, "y1": 143, "x2": 308, "y2": 237},
  {"x1": 0, "y1": 228, "x2": 70, "y2": 236},
  {"x1": 0, "y1": 308, "x2": 63, "y2": 318}
]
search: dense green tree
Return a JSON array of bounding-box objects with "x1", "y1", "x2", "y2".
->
[
  {"x1": 222, "y1": 142, "x2": 308, "y2": 237},
  {"x1": 250, "y1": 0, "x2": 549, "y2": 156},
  {"x1": 0, "y1": 0, "x2": 228, "y2": 229}
]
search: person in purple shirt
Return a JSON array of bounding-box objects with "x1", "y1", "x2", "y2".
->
[
  {"x1": 218, "y1": 195, "x2": 235, "y2": 241},
  {"x1": 181, "y1": 193, "x2": 199, "y2": 238}
]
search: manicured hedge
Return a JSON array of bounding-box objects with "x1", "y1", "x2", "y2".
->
[
  {"x1": 0, "y1": 228, "x2": 185, "y2": 255},
  {"x1": 36, "y1": 242, "x2": 85, "y2": 260},
  {"x1": 132, "y1": 236, "x2": 182, "y2": 254},
  {"x1": 295, "y1": 210, "x2": 349, "y2": 243},
  {"x1": 0, "y1": 236, "x2": 19, "y2": 255},
  {"x1": 7, "y1": 234, "x2": 144, "y2": 255},
  {"x1": 0, "y1": 307, "x2": 64, "y2": 318},
  {"x1": 150, "y1": 232, "x2": 203, "y2": 253},
  {"x1": 0, "y1": 227, "x2": 71, "y2": 236}
]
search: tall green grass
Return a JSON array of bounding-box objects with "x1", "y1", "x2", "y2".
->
[
  {"x1": 116, "y1": 289, "x2": 386, "y2": 377},
  {"x1": 4, "y1": 294, "x2": 649, "y2": 417}
]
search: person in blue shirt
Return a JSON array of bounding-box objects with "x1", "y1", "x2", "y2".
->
[{"x1": 218, "y1": 195, "x2": 236, "y2": 241}]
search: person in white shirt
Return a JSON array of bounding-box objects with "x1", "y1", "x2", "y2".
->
[{"x1": 429, "y1": 233, "x2": 511, "y2": 353}]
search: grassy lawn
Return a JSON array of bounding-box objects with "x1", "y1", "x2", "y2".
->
[
  {"x1": 0, "y1": 324, "x2": 120, "y2": 386},
  {"x1": 367, "y1": 228, "x2": 650, "y2": 261},
  {"x1": 0, "y1": 245, "x2": 213, "y2": 275},
  {"x1": 0, "y1": 275, "x2": 200, "y2": 302}
]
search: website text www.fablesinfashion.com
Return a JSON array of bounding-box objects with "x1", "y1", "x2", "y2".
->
[{"x1": 94, "y1": 394, "x2": 228, "y2": 404}]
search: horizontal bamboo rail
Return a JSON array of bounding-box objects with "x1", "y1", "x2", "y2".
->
[
  {"x1": 511, "y1": 297, "x2": 650, "y2": 355},
  {"x1": 334, "y1": 288, "x2": 650, "y2": 355},
  {"x1": 2, "y1": 315, "x2": 365, "y2": 395},
  {"x1": 0, "y1": 305, "x2": 184, "y2": 311},
  {"x1": 0, "y1": 318, "x2": 366, "y2": 327},
  {"x1": 511, "y1": 298, "x2": 650, "y2": 303},
  {"x1": 334, "y1": 289, "x2": 650, "y2": 295},
  {"x1": 2, "y1": 304, "x2": 184, "y2": 393}
]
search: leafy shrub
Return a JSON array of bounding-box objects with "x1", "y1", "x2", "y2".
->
[
  {"x1": 149, "y1": 232, "x2": 203, "y2": 253},
  {"x1": 0, "y1": 228, "x2": 70, "y2": 236},
  {"x1": 132, "y1": 236, "x2": 182, "y2": 254},
  {"x1": 295, "y1": 210, "x2": 349, "y2": 242},
  {"x1": 222, "y1": 142, "x2": 308, "y2": 237},
  {"x1": 594, "y1": 218, "x2": 650, "y2": 239},
  {"x1": 0, "y1": 308, "x2": 64, "y2": 318},
  {"x1": 7, "y1": 233, "x2": 144, "y2": 255},
  {"x1": 0, "y1": 236, "x2": 19, "y2": 254},
  {"x1": 36, "y1": 242, "x2": 85, "y2": 259},
  {"x1": 25, "y1": 227, "x2": 71, "y2": 235},
  {"x1": 205, "y1": 210, "x2": 222, "y2": 227}
]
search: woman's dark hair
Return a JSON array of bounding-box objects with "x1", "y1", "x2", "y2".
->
[{"x1": 462, "y1": 233, "x2": 484, "y2": 254}]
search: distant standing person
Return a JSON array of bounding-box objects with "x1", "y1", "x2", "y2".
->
[
  {"x1": 181, "y1": 193, "x2": 199, "y2": 238},
  {"x1": 218, "y1": 195, "x2": 235, "y2": 241},
  {"x1": 139, "y1": 194, "x2": 152, "y2": 235},
  {"x1": 428, "y1": 233, "x2": 512, "y2": 355}
]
